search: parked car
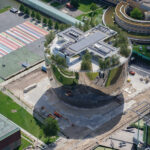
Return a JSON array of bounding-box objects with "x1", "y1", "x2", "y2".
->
[
  {"x1": 10, "y1": 8, "x2": 18, "y2": 13},
  {"x1": 129, "y1": 71, "x2": 135, "y2": 75}
]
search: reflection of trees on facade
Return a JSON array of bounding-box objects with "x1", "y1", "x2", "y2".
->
[{"x1": 99, "y1": 55, "x2": 119, "y2": 70}]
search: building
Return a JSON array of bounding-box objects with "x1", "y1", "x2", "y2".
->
[
  {"x1": 0, "y1": 114, "x2": 21, "y2": 150},
  {"x1": 104, "y1": 0, "x2": 150, "y2": 11},
  {"x1": 45, "y1": 25, "x2": 129, "y2": 108},
  {"x1": 19, "y1": 0, "x2": 83, "y2": 25},
  {"x1": 115, "y1": 1, "x2": 150, "y2": 34}
]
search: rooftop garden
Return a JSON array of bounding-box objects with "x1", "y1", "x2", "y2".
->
[{"x1": 81, "y1": 51, "x2": 92, "y2": 71}]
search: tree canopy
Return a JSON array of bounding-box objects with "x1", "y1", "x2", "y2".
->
[
  {"x1": 130, "y1": 7, "x2": 143, "y2": 20},
  {"x1": 43, "y1": 118, "x2": 59, "y2": 137}
]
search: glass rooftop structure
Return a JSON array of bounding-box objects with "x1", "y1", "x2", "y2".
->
[
  {"x1": 19, "y1": 0, "x2": 84, "y2": 25},
  {"x1": 0, "y1": 114, "x2": 20, "y2": 141}
]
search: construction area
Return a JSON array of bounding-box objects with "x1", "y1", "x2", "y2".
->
[{"x1": 1, "y1": 61, "x2": 149, "y2": 149}]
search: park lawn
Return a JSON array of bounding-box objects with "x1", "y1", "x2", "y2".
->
[
  {"x1": 78, "y1": 0, "x2": 95, "y2": 12},
  {"x1": 0, "y1": 91, "x2": 56, "y2": 143},
  {"x1": 133, "y1": 45, "x2": 150, "y2": 58},
  {"x1": 86, "y1": 72, "x2": 99, "y2": 80},
  {"x1": 52, "y1": 65, "x2": 77, "y2": 85},
  {"x1": 105, "y1": 66, "x2": 122, "y2": 87},
  {"x1": 17, "y1": 137, "x2": 31, "y2": 150},
  {"x1": 0, "y1": 6, "x2": 11, "y2": 14},
  {"x1": 76, "y1": 8, "x2": 103, "y2": 24}
]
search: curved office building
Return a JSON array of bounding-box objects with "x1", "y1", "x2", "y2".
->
[{"x1": 115, "y1": 2, "x2": 150, "y2": 34}]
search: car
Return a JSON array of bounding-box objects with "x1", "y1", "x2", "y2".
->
[
  {"x1": 10, "y1": 8, "x2": 18, "y2": 13},
  {"x1": 129, "y1": 71, "x2": 135, "y2": 75}
]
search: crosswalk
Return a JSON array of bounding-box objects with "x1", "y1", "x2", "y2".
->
[{"x1": 0, "y1": 21, "x2": 48, "y2": 57}]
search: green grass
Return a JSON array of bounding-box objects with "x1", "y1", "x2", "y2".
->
[
  {"x1": 0, "y1": 6, "x2": 11, "y2": 14},
  {"x1": 52, "y1": 65, "x2": 77, "y2": 85},
  {"x1": 133, "y1": 45, "x2": 150, "y2": 58},
  {"x1": 76, "y1": 8, "x2": 103, "y2": 24},
  {"x1": 105, "y1": 66, "x2": 122, "y2": 87},
  {"x1": 0, "y1": 91, "x2": 57, "y2": 143},
  {"x1": 86, "y1": 72, "x2": 99, "y2": 80},
  {"x1": 59, "y1": 67, "x2": 74, "y2": 77},
  {"x1": 16, "y1": 137, "x2": 31, "y2": 150}
]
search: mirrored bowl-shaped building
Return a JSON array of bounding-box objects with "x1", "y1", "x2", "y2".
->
[{"x1": 45, "y1": 25, "x2": 129, "y2": 108}]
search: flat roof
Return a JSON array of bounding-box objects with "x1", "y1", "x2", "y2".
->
[
  {"x1": 69, "y1": 31, "x2": 107, "y2": 52},
  {"x1": 19, "y1": 0, "x2": 83, "y2": 25},
  {"x1": 0, "y1": 114, "x2": 20, "y2": 141}
]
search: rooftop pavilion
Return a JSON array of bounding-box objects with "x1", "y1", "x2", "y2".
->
[{"x1": 54, "y1": 25, "x2": 118, "y2": 59}]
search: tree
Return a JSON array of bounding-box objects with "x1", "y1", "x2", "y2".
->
[
  {"x1": 130, "y1": 7, "x2": 143, "y2": 20},
  {"x1": 120, "y1": 45, "x2": 131, "y2": 58},
  {"x1": 36, "y1": 12, "x2": 41, "y2": 22},
  {"x1": 90, "y1": 3, "x2": 98, "y2": 11},
  {"x1": 43, "y1": 118, "x2": 59, "y2": 137},
  {"x1": 19, "y1": 4, "x2": 25, "y2": 12},
  {"x1": 24, "y1": 7, "x2": 30, "y2": 16},
  {"x1": 48, "y1": 19, "x2": 53, "y2": 29},
  {"x1": 43, "y1": 18, "x2": 47, "y2": 25},
  {"x1": 81, "y1": 51, "x2": 92, "y2": 71},
  {"x1": 51, "y1": 55, "x2": 67, "y2": 68},
  {"x1": 70, "y1": 0, "x2": 79, "y2": 8},
  {"x1": 54, "y1": 22, "x2": 59, "y2": 30},
  {"x1": 111, "y1": 55, "x2": 119, "y2": 67},
  {"x1": 31, "y1": 11, "x2": 35, "y2": 19}
]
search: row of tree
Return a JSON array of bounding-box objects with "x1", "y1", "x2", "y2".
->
[{"x1": 19, "y1": 4, "x2": 69, "y2": 31}]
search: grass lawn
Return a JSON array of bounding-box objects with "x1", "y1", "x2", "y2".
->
[
  {"x1": 86, "y1": 72, "x2": 99, "y2": 80},
  {"x1": 78, "y1": 0, "x2": 93, "y2": 12},
  {"x1": 105, "y1": 66, "x2": 122, "y2": 87},
  {"x1": 16, "y1": 137, "x2": 31, "y2": 150},
  {"x1": 52, "y1": 65, "x2": 77, "y2": 85},
  {"x1": 76, "y1": 8, "x2": 103, "y2": 24},
  {"x1": 0, "y1": 91, "x2": 57, "y2": 143},
  {"x1": 0, "y1": 6, "x2": 11, "y2": 14},
  {"x1": 133, "y1": 45, "x2": 150, "y2": 58}
]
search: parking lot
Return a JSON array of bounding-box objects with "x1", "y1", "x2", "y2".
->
[{"x1": 0, "y1": 11, "x2": 48, "y2": 80}]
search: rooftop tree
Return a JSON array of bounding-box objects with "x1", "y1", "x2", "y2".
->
[{"x1": 130, "y1": 7, "x2": 143, "y2": 20}]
